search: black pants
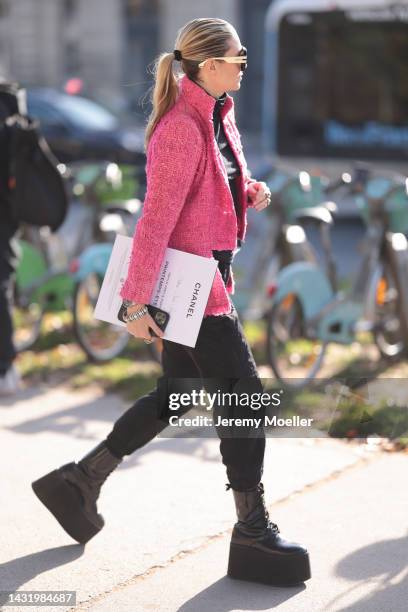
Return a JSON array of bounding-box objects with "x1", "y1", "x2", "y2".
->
[
  {"x1": 0, "y1": 215, "x2": 19, "y2": 375},
  {"x1": 106, "y1": 303, "x2": 266, "y2": 491}
]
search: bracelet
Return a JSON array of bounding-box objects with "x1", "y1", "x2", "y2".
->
[
  {"x1": 124, "y1": 305, "x2": 148, "y2": 323},
  {"x1": 123, "y1": 299, "x2": 138, "y2": 308}
]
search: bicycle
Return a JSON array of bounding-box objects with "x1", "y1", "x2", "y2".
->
[
  {"x1": 69, "y1": 163, "x2": 162, "y2": 363},
  {"x1": 232, "y1": 166, "x2": 330, "y2": 321},
  {"x1": 12, "y1": 161, "x2": 147, "y2": 361},
  {"x1": 267, "y1": 167, "x2": 408, "y2": 387}
]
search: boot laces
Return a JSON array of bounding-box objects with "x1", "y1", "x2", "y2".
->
[
  {"x1": 268, "y1": 520, "x2": 280, "y2": 534},
  {"x1": 261, "y1": 504, "x2": 279, "y2": 534},
  {"x1": 226, "y1": 482, "x2": 280, "y2": 534}
]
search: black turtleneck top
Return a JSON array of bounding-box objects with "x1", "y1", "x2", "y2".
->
[{"x1": 212, "y1": 93, "x2": 241, "y2": 224}]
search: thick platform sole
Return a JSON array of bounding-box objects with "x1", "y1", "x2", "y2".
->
[
  {"x1": 32, "y1": 468, "x2": 103, "y2": 544},
  {"x1": 228, "y1": 542, "x2": 311, "y2": 586}
]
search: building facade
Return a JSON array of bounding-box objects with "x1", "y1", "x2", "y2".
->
[{"x1": 0, "y1": 0, "x2": 272, "y2": 131}]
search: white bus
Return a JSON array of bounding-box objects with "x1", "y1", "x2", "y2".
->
[{"x1": 263, "y1": 0, "x2": 408, "y2": 184}]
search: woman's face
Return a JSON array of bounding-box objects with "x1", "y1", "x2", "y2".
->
[{"x1": 199, "y1": 34, "x2": 246, "y2": 96}]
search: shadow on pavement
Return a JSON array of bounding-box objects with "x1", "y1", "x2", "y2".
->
[
  {"x1": 329, "y1": 533, "x2": 408, "y2": 611},
  {"x1": 0, "y1": 545, "x2": 84, "y2": 606},
  {"x1": 0, "y1": 385, "x2": 50, "y2": 408},
  {"x1": 177, "y1": 576, "x2": 306, "y2": 611},
  {"x1": 5, "y1": 393, "x2": 122, "y2": 440},
  {"x1": 124, "y1": 433, "x2": 220, "y2": 468},
  {"x1": 5, "y1": 390, "x2": 222, "y2": 469}
]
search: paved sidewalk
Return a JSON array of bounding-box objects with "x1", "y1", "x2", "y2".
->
[
  {"x1": 1, "y1": 384, "x2": 403, "y2": 612},
  {"x1": 79, "y1": 453, "x2": 407, "y2": 612}
]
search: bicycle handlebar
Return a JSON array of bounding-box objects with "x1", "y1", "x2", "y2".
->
[{"x1": 346, "y1": 164, "x2": 406, "y2": 189}]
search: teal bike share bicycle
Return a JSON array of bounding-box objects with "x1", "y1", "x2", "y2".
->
[
  {"x1": 267, "y1": 167, "x2": 408, "y2": 387},
  {"x1": 13, "y1": 161, "x2": 147, "y2": 361}
]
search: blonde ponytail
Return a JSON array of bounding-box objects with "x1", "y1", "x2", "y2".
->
[
  {"x1": 144, "y1": 18, "x2": 235, "y2": 150},
  {"x1": 144, "y1": 52, "x2": 179, "y2": 150}
]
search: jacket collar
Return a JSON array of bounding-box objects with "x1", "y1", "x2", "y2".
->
[{"x1": 179, "y1": 74, "x2": 233, "y2": 122}]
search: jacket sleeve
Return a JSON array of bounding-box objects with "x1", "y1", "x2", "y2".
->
[{"x1": 120, "y1": 117, "x2": 202, "y2": 304}]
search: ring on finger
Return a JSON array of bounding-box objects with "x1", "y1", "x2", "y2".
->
[{"x1": 144, "y1": 338, "x2": 153, "y2": 344}]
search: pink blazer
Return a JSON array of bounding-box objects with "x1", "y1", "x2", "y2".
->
[{"x1": 120, "y1": 74, "x2": 257, "y2": 316}]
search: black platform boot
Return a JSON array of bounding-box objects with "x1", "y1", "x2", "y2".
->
[
  {"x1": 227, "y1": 483, "x2": 311, "y2": 586},
  {"x1": 32, "y1": 441, "x2": 122, "y2": 544}
]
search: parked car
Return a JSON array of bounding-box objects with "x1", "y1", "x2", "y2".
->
[{"x1": 27, "y1": 88, "x2": 146, "y2": 166}]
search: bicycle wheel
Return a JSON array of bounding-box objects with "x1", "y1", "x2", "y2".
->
[
  {"x1": 73, "y1": 273, "x2": 129, "y2": 362},
  {"x1": 374, "y1": 262, "x2": 406, "y2": 358},
  {"x1": 267, "y1": 293, "x2": 327, "y2": 387},
  {"x1": 12, "y1": 286, "x2": 44, "y2": 352}
]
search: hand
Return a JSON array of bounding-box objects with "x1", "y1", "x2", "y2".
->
[
  {"x1": 247, "y1": 181, "x2": 271, "y2": 212},
  {"x1": 125, "y1": 304, "x2": 164, "y2": 343}
]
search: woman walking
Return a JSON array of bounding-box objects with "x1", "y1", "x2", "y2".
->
[{"x1": 32, "y1": 18, "x2": 310, "y2": 587}]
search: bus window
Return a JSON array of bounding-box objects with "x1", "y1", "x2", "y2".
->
[{"x1": 269, "y1": 5, "x2": 408, "y2": 160}]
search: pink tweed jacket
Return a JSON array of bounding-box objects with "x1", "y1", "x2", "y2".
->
[{"x1": 120, "y1": 74, "x2": 257, "y2": 316}]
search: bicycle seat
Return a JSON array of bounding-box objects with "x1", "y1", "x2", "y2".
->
[{"x1": 292, "y1": 206, "x2": 333, "y2": 225}]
